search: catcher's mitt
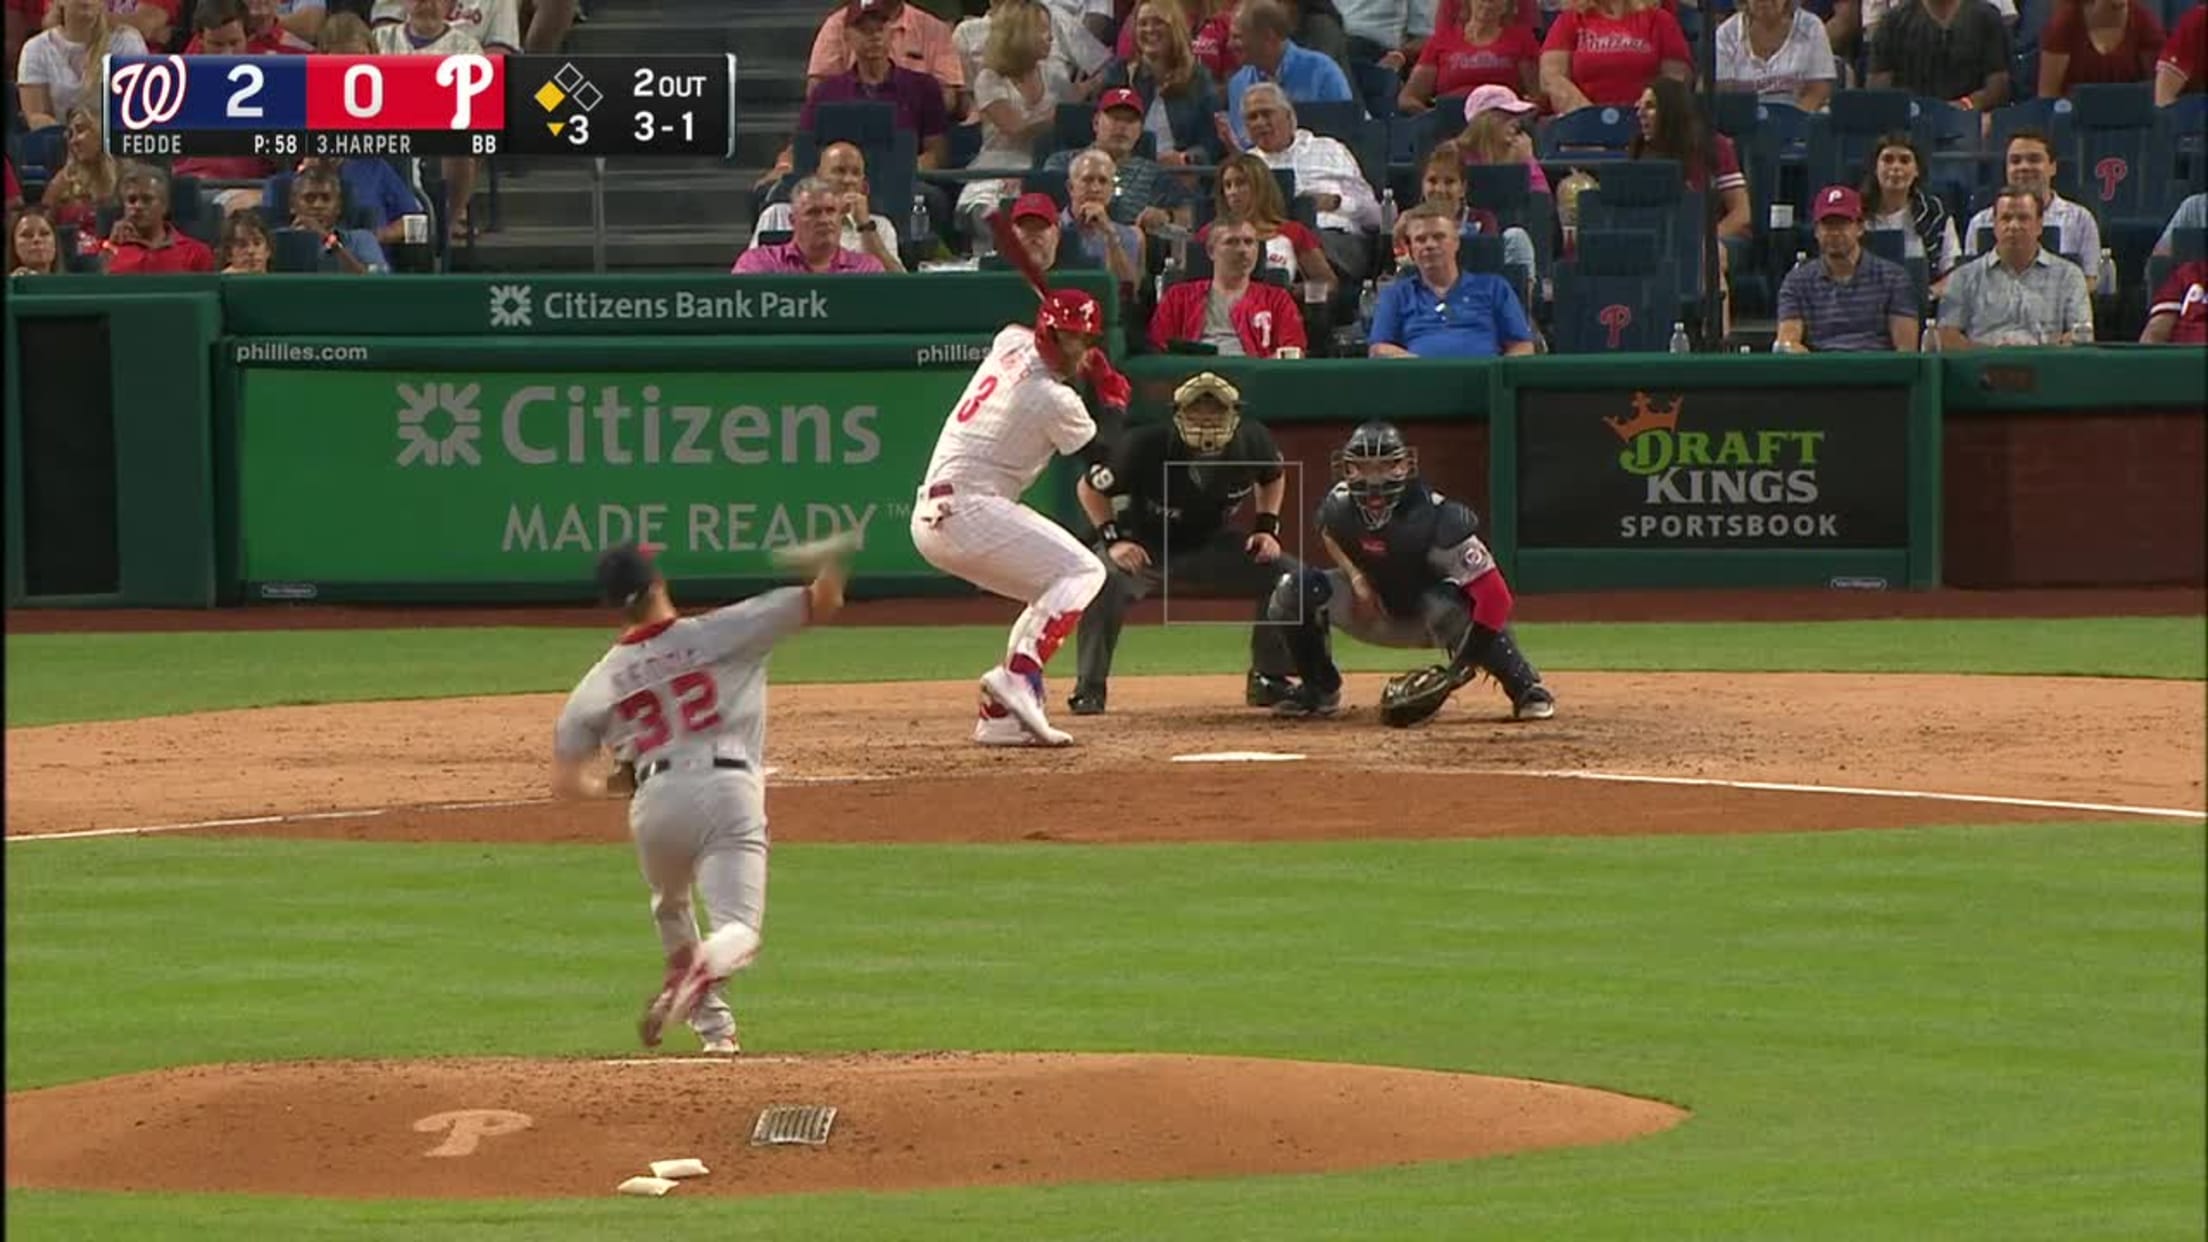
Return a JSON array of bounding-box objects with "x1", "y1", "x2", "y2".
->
[{"x1": 1379, "y1": 665, "x2": 1459, "y2": 729}]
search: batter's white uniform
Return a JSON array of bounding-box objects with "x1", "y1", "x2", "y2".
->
[
  {"x1": 552, "y1": 588, "x2": 810, "y2": 1047},
  {"x1": 912, "y1": 324, "x2": 1109, "y2": 737}
]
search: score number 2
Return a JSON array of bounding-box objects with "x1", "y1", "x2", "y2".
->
[{"x1": 615, "y1": 670, "x2": 722, "y2": 756}]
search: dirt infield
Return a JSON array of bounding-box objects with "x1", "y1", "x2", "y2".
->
[
  {"x1": 4, "y1": 1053, "x2": 1686, "y2": 1200},
  {"x1": 6, "y1": 621, "x2": 2201, "y2": 1201}
]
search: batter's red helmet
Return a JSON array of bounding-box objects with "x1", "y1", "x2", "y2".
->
[{"x1": 1035, "y1": 289, "x2": 1104, "y2": 338}]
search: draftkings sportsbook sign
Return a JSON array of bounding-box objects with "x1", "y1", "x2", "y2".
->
[{"x1": 1515, "y1": 386, "x2": 1910, "y2": 548}]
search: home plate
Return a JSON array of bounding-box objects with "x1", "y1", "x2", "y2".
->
[{"x1": 1170, "y1": 751, "x2": 1308, "y2": 763}]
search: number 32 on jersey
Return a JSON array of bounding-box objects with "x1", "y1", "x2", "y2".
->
[{"x1": 614, "y1": 670, "x2": 721, "y2": 755}]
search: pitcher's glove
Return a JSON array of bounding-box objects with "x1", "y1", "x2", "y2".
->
[
  {"x1": 1379, "y1": 665, "x2": 1462, "y2": 729},
  {"x1": 605, "y1": 760, "x2": 638, "y2": 798}
]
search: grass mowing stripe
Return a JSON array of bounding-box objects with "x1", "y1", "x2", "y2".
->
[
  {"x1": 7, "y1": 615, "x2": 2203, "y2": 726},
  {"x1": 4, "y1": 824, "x2": 2200, "y2": 1240}
]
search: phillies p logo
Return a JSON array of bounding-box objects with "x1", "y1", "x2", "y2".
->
[
  {"x1": 2095, "y1": 157, "x2": 2128, "y2": 203},
  {"x1": 1599, "y1": 303, "x2": 1633, "y2": 350}
]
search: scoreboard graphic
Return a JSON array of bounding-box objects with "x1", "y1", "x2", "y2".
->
[{"x1": 103, "y1": 54, "x2": 736, "y2": 159}]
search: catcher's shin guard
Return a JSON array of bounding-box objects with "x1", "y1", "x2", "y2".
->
[
  {"x1": 1268, "y1": 569, "x2": 1341, "y2": 692},
  {"x1": 1477, "y1": 627, "x2": 1544, "y2": 703}
]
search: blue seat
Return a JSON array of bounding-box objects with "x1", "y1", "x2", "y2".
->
[
  {"x1": 1460, "y1": 232, "x2": 1506, "y2": 273},
  {"x1": 946, "y1": 122, "x2": 984, "y2": 169},
  {"x1": 1352, "y1": 59, "x2": 1401, "y2": 119},
  {"x1": 1575, "y1": 161, "x2": 1708, "y2": 313},
  {"x1": 1552, "y1": 230, "x2": 1680, "y2": 352},
  {"x1": 15, "y1": 123, "x2": 64, "y2": 178},
  {"x1": 809, "y1": 100, "x2": 898, "y2": 150},
  {"x1": 1020, "y1": 167, "x2": 1069, "y2": 207},
  {"x1": 1298, "y1": 100, "x2": 1367, "y2": 145},
  {"x1": 1052, "y1": 101, "x2": 1097, "y2": 157},
  {"x1": 2166, "y1": 96, "x2": 2208, "y2": 192},
  {"x1": 2072, "y1": 83, "x2": 2169, "y2": 222},
  {"x1": 2170, "y1": 226, "x2": 2208, "y2": 261},
  {"x1": 269, "y1": 227, "x2": 329, "y2": 273},
  {"x1": 1537, "y1": 105, "x2": 1636, "y2": 159},
  {"x1": 756, "y1": 229, "x2": 793, "y2": 246}
]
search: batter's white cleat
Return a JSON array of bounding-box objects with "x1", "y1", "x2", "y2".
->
[
  {"x1": 974, "y1": 713, "x2": 1052, "y2": 746},
  {"x1": 978, "y1": 667, "x2": 1074, "y2": 746}
]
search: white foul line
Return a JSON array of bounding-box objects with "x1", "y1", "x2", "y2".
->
[{"x1": 1475, "y1": 768, "x2": 2207, "y2": 821}]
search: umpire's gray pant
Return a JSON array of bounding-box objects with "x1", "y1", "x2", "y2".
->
[{"x1": 1074, "y1": 528, "x2": 1301, "y2": 691}]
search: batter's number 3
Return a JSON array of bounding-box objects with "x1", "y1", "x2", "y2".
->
[
  {"x1": 615, "y1": 671, "x2": 722, "y2": 755},
  {"x1": 955, "y1": 374, "x2": 998, "y2": 422}
]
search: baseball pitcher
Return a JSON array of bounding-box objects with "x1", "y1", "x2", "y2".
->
[
  {"x1": 1069, "y1": 371, "x2": 1303, "y2": 714},
  {"x1": 911, "y1": 287, "x2": 1129, "y2": 747},
  {"x1": 1267, "y1": 421, "x2": 1557, "y2": 724},
  {"x1": 550, "y1": 539, "x2": 849, "y2": 1054}
]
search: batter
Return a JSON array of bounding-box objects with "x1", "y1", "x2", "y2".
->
[
  {"x1": 911, "y1": 288, "x2": 1126, "y2": 747},
  {"x1": 550, "y1": 540, "x2": 850, "y2": 1055}
]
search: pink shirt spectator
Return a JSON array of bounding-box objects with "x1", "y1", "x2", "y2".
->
[
  {"x1": 1542, "y1": 4, "x2": 1692, "y2": 106},
  {"x1": 809, "y1": 2, "x2": 965, "y2": 89},
  {"x1": 732, "y1": 241, "x2": 887, "y2": 274}
]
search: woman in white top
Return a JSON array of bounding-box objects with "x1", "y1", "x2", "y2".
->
[
  {"x1": 16, "y1": 0, "x2": 149, "y2": 131},
  {"x1": 955, "y1": 0, "x2": 1092, "y2": 236},
  {"x1": 375, "y1": 0, "x2": 484, "y2": 239},
  {"x1": 954, "y1": 0, "x2": 1111, "y2": 95},
  {"x1": 1715, "y1": 0, "x2": 1838, "y2": 111}
]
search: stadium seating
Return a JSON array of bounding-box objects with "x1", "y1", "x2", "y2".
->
[
  {"x1": 1552, "y1": 229, "x2": 1681, "y2": 352},
  {"x1": 1537, "y1": 105, "x2": 1635, "y2": 160}
]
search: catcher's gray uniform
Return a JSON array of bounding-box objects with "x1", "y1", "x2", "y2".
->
[{"x1": 553, "y1": 587, "x2": 810, "y2": 1047}]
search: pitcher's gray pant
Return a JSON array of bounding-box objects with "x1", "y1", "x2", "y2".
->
[
  {"x1": 1074, "y1": 529, "x2": 1301, "y2": 691},
  {"x1": 628, "y1": 766, "x2": 768, "y2": 1045}
]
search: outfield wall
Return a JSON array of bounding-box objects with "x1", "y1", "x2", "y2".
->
[{"x1": 6, "y1": 273, "x2": 2203, "y2": 607}]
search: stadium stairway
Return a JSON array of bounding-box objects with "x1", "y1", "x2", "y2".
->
[{"x1": 461, "y1": 0, "x2": 819, "y2": 271}]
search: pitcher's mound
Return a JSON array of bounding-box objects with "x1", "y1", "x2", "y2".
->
[{"x1": 5, "y1": 1052, "x2": 1686, "y2": 1199}]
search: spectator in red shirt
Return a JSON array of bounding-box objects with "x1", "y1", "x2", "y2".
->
[
  {"x1": 1150, "y1": 216, "x2": 1309, "y2": 355},
  {"x1": 2141, "y1": 258, "x2": 2208, "y2": 343},
  {"x1": 2038, "y1": 0, "x2": 2164, "y2": 96},
  {"x1": 1632, "y1": 77, "x2": 1749, "y2": 329},
  {"x1": 102, "y1": 164, "x2": 217, "y2": 273},
  {"x1": 1403, "y1": 0, "x2": 1541, "y2": 112},
  {"x1": 183, "y1": 0, "x2": 307, "y2": 48},
  {"x1": 176, "y1": 0, "x2": 282, "y2": 204},
  {"x1": 1539, "y1": 0, "x2": 1691, "y2": 111},
  {"x1": 2155, "y1": 0, "x2": 2204, "y2": 103},
  {"x1": 9, "y1": 205, "x2": 64, "y2": 274},
  {"x1": 4, "y1": 156, "x2": 19, "y2": 212},
  {"x1": 1200, "y1": 150, "x2": 1338, "y2": 302}
]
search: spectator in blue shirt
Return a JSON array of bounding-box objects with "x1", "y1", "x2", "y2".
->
[
  {"x1": 1370, "y1": 204, "x2": 1536, "y2": 358},
  {"x1": 263, "y1": 157, "x2": 424, "y2": 250},
  {"x1": 1223, "y1": 0, "x2": 1357, "y2": 149}
]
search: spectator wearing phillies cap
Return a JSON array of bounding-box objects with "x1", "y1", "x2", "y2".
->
[
  {"x1": 1148, "y1": 215, "x2": 1308, "y2": 357},
  {"x1": 2140, "y1": 259, "x2": 2208, "y2": 345},
  {"x1": 997, "y1": 189, "x2": 1102, "y2": 272},
  {"x1": 734, "y1": 177, "x2": 888, "y2": 274},
  {"x1": 1043, "y1": 88, "x2": 1190, "y2": 234},
  {"x1": 1776, "y1": 185, "x2": 1920, "y2": 352}
]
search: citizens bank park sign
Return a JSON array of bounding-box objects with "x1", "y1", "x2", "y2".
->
[{"x1": 1514, "y1": 386, "x2": 1912, "y2": 549}]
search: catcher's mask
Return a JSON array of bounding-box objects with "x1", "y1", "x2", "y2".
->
[
  {"x1": 1332, "y1": 421, "x2": 1418, "y2": 529},
  {"x1": 1171, "y1": 371, "x2": 1242, "y2": 455}
]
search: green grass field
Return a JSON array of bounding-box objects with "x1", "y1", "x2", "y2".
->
[{"x1": 6, "y1": 616, "x2": 2204, "y2": 1239}]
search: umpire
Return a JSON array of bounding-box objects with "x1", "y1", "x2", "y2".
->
[{"x1": 1068, "y1": 372, "x2": 1302, "y2": 715}]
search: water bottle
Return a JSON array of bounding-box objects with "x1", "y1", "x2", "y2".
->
[
  {"x1": 2099, "y1": 246, "x2": 2114, "y2": 295},
  {"x1": 1921, "y1": 317, "x2": 1942, "y2": 353},
  {"x1": 1668, "y1": 321, "x2": 1692, "y2": 354},
  {"x1": 1794, "y1": 249, "x2": 1808, "y2": 270},
  {"x1": 1155, "y1": 255, "x2": 1179, "y2": 307},
  {"x1": 1358, "y1": 278, "x2": 1380, "y2": 334},
  {"x1": 909, "y1": 190, "x2": 932, "y2": 246},
  {"x1": 1379, "y1": 188, "x2": 1398, "y2": 234}
]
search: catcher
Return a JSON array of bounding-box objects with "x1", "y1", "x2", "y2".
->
[
  {"x1": 1068, "y1": 371, "x2": 1303, "y2": 714},
  {"x1": 1266, "y1": 420, "x2": 1556, "y2": 725}
]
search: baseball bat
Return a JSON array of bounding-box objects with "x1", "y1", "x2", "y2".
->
[{"x1": 985, "y1": 208, "x2": 1050, "y2": 303}]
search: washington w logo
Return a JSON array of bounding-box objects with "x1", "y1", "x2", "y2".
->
[
  {"x1": 395, "y1": 383, "x2": 484, "y2": 466},
  {"x1": 488, "y1": 284, "x2": 534, "y2": 328}
]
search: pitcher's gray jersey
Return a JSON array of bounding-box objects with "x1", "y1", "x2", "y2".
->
[{"x1": 553, "y1": 587, "x2": 810, "y2": 770}]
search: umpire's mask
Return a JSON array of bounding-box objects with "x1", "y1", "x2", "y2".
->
[{"x1": 1172, "y1": 371, "x2": 1242, "y2": 456}]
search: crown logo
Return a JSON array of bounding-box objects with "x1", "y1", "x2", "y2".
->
[{"x1": 1604, "y1": 391, "x2": 1682, "y2": 442}]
